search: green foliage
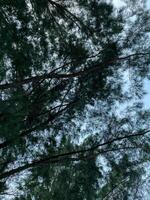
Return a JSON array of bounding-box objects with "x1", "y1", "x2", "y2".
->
[
  {"x1": 0, "y1": 0, "x2": 150, "y2": 199},
  {"x1": 99, "y1": 154, "x2": 144, "y2": 200}
]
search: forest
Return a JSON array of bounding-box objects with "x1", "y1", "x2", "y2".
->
[{"x1": 0, "y1": 0, "x2": 150, "y2": 199}]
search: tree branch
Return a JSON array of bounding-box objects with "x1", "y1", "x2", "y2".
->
[
  {"x1": 0, "y1": 129, "x2": 149, "y2": 180},
  {"x1": 0, "y1": 102, "x2": 74, "y2": 149},
  {"x1": 0, "y1": 52, "x2": 149, "y2": 90}
]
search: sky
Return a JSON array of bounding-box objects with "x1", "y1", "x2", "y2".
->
[
  {"x1": 113, "y1": 0, "x2": 150, "y2": 109},
  {"x1": 144, "y1": 80, "x2": 150, "y2": 108},
  {"x1": 2, "y1": 1, "x2": 150, "y2": 199},
  {"x1": 112, "y1": 1, "x2": 150, "y2": 199}
]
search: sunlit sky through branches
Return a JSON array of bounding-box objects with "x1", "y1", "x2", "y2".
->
[{"x1": 113, "y1": 0, "x2": 150, "y2": 108}]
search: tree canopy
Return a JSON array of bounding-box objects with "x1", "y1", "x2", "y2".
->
[{"x1": 0, "y1": 0, "x2": 150, "y2": 199}]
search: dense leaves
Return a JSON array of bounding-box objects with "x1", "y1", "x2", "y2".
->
[{"x1": 0, "y1": 0, "x2": 150, "y2": 199}]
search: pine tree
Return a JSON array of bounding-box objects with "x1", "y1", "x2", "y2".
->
[{"x1": 0, "y1": 0, "x2": 150, "y2": 199}]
